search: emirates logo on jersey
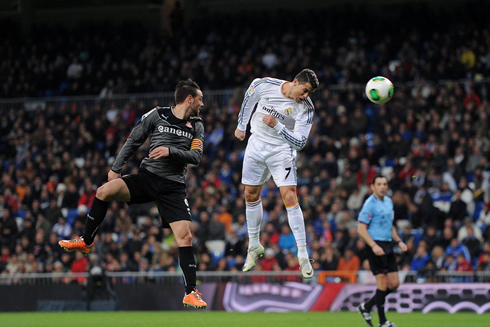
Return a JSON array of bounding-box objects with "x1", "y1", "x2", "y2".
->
[{"x1": 285, "y1": 107, "x2": 292, "y2": 115}]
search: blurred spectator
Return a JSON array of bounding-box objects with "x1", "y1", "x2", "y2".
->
[
  {"x1": 356, "y1": 159, "x2": 376, "y2": 187},
  {"x1": 321, "y1": 247, "x2": 339, "y2": 271},
  {"x1": 477, "y1": 243, "x2": 490, "y2": 271},
  {"x1": 448, "y1": 189, "x2": 467, "y2": 226},
  {"x1": 445, "y1": 238, "x2": 471, "y2": 262},
  {"x1": 0, "y1": 208, "x2": 18, "y2": 251},
  {"x1": 208, "y1": 212, "x2": 226, "y2": 241},
  {"x1": 457, "y1": 217, "x2": 484, "y2": 243},
  {"x1": 71, "y1": 251, "x2": 88, "y2": 284},
  {"x1": 62, "y1": 183, "x2": 80, "y2": 209},
  {"x1": 52, "y1": 217, "x2": 72, "y2": 241},
  {"x1": 78, "y1": 180, "x2": 96, "y2": 209},
  {"x1": 260, "y1": 248, "x2": 278, "y2": 271},
  {"x1": 411, "y1": 245, "x2": 431, "y2": 271},
  {"x1": 476, "y1": 202, "x2": 490, "y2": 236},
  {"x1": 422, "y1": 225, "x2": 440, "y2": 253},
  {"x1": 431, "y1": 246, "x2": 445, "y2": 270},
  {"x1": 461, "y1": 227, "x2": 482, "y2": 260},
  {"x1": 278, "y1": 225, "x2": 296, "y2": 253},
  {"x1": 224, "y1": 227, "x2": 245, "y2": 257},
  {"x1": 443, "y1": 254, "x2": 457, "y2": 272},
  {"x1": 337, "y1": 248, "x2": 360, "y2": 272},
  {"x1": 455, "y1": 253, "x2": 473, "y2": 272},
  {"x1": 45, "y1": 200, "x2": 64, "y2": 226}
]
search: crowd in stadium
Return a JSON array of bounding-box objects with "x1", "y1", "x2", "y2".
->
[
  {"x1": 1, "y1": 9, "x2": 490, "y2": 283},
  {"x1": 2, "y1": 8, "x2": 490, "y2": 98}
]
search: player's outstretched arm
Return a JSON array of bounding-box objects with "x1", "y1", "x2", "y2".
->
[{"x1": 111, "y1": 108, "x2": 157, "y2": 174}]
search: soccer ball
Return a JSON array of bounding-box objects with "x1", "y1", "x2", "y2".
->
[{"x1": 365, "y1": 76, "x2": 394, "y2": 104}]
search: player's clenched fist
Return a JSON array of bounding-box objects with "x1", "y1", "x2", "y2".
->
[
  {"x1": 149, "y1": 146, "x2": 169, "y2": 160},
  {"x1": 235, "y1": 128, "x2": 246, "y2": 141},
  {"x1": 262, "y1": 114, "x2": 278, "y2": 128}
]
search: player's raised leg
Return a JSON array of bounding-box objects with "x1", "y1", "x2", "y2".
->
[
  {"x1": 242, "y1": 184, "x2": 265, "y2": 272},
  {"x1": 172, "y1": 220, "x2": 207, "y2": 309},
  {"x1": 279, "y1": 185, "x2": 313, "y2": 278},
  {"x1": 58, "y1": 173, "x2": 130, "y2": 255}
]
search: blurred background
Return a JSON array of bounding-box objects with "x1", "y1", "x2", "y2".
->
[{"x1": 1, "y1": 0, "x2": 490, "y2": 313}]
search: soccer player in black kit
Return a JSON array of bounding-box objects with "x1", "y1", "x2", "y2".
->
[{"x1": 59, "y1": 79, "x2": 207, "y2": 309}]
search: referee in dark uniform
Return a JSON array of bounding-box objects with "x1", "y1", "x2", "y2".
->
[
  {"x1": 59, "y1": 79, "x2": 208, "y2": 309},
  {"x1": 357, "y1": 175, "x2": 407, "y2": 327}
]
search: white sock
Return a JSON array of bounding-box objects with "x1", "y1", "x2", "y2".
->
[
  {"x1": 246, "y1": 198, "x2": 263, "y2": 249},
  {"x1": 287, "y1": 204, "x2": 308, "y2": 259}
]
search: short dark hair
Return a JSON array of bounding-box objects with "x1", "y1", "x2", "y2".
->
[
  {"x1": 295, "y1": 68, "x2": 319, "y2": 91},
  {"x1": 174, "y1": 79, "x2": 201, "y2": 104},
  {"x1": 372, "y1": 174, "x2": 387, "y2": 185}
]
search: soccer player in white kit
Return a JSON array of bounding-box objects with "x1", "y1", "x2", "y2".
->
[{"x1": 234, "y1": 69, "x2": 319, "y2": 278}]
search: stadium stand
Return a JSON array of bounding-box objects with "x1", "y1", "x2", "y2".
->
[{"x1": 1, "y1": 6, "x2": 490, "y2": 284}]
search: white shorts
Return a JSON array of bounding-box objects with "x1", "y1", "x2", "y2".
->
[{"x1": 242, "y1": 134, "x2": 297, "y2": 187}]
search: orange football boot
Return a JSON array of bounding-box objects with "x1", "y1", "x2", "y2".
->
[
  {"x1": 58, "y1": 236, "x2": 94, "y2": 255},
  {"x1": 183, "y1": 289, "x2": 207, "y2": 309}
]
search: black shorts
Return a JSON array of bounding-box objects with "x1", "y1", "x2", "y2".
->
[
  {"x1": 122, "y1": 169, "x2": 191, "y2": 228},
  {"x1": 367, "y1": 241, "x2": 398, "y2": 275}
]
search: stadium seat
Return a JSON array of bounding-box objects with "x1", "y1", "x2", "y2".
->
[
  {"x1": 16, "y1": 209, "x2": 27, "y2": 219},
  {"x1": 66, "y1": 209, "x2": 79, "y2": 226},
  {"x1": 205, "y1": 240, "x2": 226, "y2": 264}
]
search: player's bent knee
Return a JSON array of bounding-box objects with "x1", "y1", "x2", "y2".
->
[
  {"x1": 95, "y1": 185, "x2": 111, "y2": 201},
  {"x1": 244, "y1": 187, "x2": 261, "y2": 203},
  {"x1": 245, "y1": 193, "x2": 260, "y2": 203},
  {"x1": 283, "y1": 195, "x2": 298, "y2": 207},
  {"x1": 176, "y1": 233, "x2": 193, "y2": 247},
  {"x1": 96, "y1": 180, "x2": 128, "y2": 202},
  {"x1": 281, "y1": 188, "x2": 298, "y2": 207}
]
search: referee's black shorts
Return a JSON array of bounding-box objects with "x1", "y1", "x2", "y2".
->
[
  {"x1": 367, "y1": 241, "x2": 398, "y2": 275},
  {"x1": 122, "y1": 169, "x2": 191, "y2": 228}
]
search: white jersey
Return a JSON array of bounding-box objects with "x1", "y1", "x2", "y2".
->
[{"x1": 237, "y1": 77, "x2": 315, "y2": 150}]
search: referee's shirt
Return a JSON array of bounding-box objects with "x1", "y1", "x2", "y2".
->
[{"x1": 358, "y1": 194, "x2": 394, "y2": 242}]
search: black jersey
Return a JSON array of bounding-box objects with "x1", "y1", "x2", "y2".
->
[{"x1": 111, "y1": 106, "x2": 204, "y2": 184}]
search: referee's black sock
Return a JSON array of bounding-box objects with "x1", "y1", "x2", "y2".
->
[
  {"x1": 82, "y1": 197, "x2": 109, "y2": 244},
  {"x1": 365, "y1": 287, "x2": 393, "y2": 311},
  {"x1": 375, "y1": 289, "x2": 388, "y2": 324},
  {"x1": 179, "y1": 246, "x2": 197, "y2": 294}
]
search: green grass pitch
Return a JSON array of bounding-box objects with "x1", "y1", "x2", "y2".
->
[{"x1": 1, "y1": 311, "x2": 489, "y2": 327}]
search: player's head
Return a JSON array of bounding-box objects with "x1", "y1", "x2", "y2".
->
[
  {"x1": 291, "y1": 68, "x2": 319, "y2": 102},
  {"x1": 371, "y1": 174, "x2": 388, "y2": 198},
  {"x1": 175, "y1": 79, "x2": 204, "y2": 115}
]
